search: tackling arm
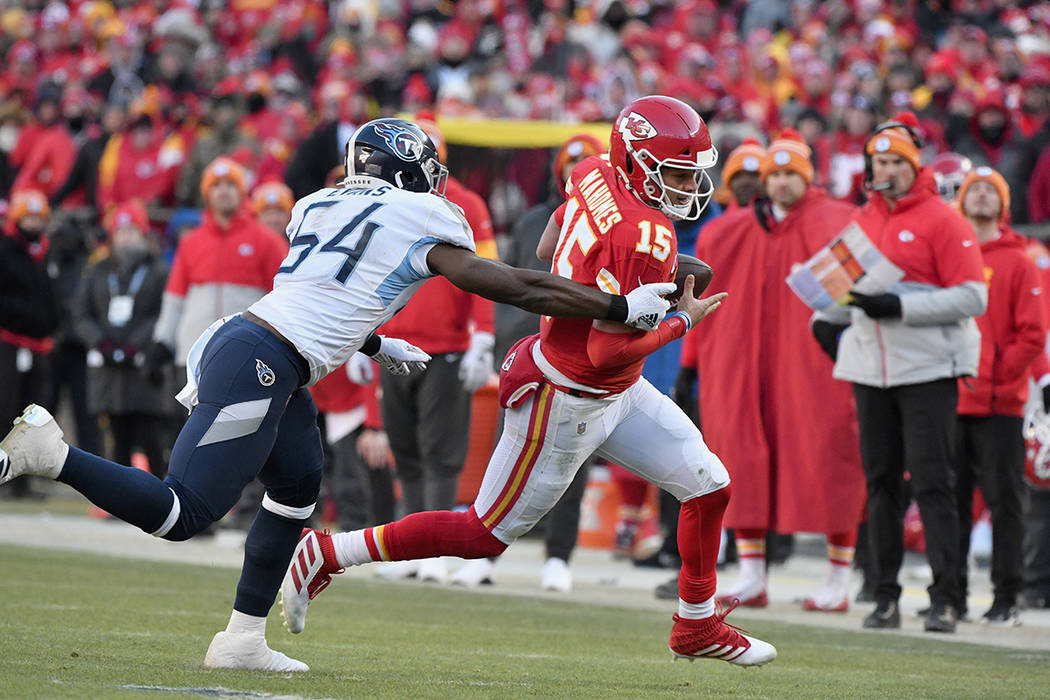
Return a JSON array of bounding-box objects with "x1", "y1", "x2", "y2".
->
[
  {"x1": 428, "y1": 243, "x2": 626, "y2": 320},
  {"x1": 427, "y1": 243, "x2": 672, "y2": 327}
]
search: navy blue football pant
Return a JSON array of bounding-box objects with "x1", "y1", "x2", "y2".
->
[{"x1": 59, "y1": 316, "x2": 323, "y2": 617}]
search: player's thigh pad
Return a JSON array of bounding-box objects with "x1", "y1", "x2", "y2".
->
[
  {"x1": 476, "y1": 385, "x2": 613, "y2": 543},
  {"x1": 164, "y1": 318, "x2": 309, "y2": 524},
  {"x1": 596, "y1": 379, "x2": 729, "y2": 501}
]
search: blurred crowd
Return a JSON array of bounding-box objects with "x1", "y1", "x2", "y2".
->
[
  {"x1": 3, "y1": 1, "x2": 1050, "y2": 234},
  {"x1": 4, "y1": 0, "x2": 1050, "y2": 620}
]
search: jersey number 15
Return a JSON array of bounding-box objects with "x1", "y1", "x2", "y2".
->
[{"x1": 553, "y1": 198, "x2": 673, "y2": 279}]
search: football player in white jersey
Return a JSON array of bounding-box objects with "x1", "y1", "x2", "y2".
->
[{"x1": 0, "y1": 118, "x2": 676, "y2": 672}]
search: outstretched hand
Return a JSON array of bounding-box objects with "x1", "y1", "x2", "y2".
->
[
  {"x1": 676, "y1": 275, "x2": 728, "y2": 327},
  {"x1": 373, "y1": 336, "x2": 431, "y2": 376}
]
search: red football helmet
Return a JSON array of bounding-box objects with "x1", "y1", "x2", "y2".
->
[
  {"x1": 609, "y1": 95, "x2": 718, "y2": 220},
  {"x1": 928, "y1": 151, "x2": 973, "y2": 202}
]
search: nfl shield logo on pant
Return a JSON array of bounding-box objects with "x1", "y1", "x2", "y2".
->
[{"x1": 577, "y1": 421, "x2": 587, "y2": 435}]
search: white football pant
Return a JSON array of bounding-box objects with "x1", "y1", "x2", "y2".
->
[{"x1": 475, "y1": 378, "x2": 730, "y2": 544}]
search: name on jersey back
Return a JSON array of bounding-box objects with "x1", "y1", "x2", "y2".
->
[{"x1": 577, "y1": 169, "x2": 623, "y2": 234}]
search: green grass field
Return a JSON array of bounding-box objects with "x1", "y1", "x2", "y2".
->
[{"x1": 1, "y1": 544, "x2": 1048, "y2": 699}]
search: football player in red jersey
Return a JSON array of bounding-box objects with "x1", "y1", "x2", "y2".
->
[{"x1": 282, "y1": 97, "x2": 776, "y2": 666}]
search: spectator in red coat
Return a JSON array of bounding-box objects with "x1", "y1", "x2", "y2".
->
[
  {"x1": 691, "y1": 130, "x2": 864, "y2": 614},
  {"x1": 954, "y1": 167, "x2": 1046, "y2": 626},
  {"x1": 148, "y1": 157, "x2": 287, "y2": 380},
  {"x1": 10, "y1": 89, "x2": 76, "y2": 199},
  {"x1": 97, "y1": 112, "x2": 179, "y2": 216}
]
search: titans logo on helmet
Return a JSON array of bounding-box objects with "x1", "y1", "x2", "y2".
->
[{"x1": 373, "y1": 122, "x2": 424, "y2": 162}]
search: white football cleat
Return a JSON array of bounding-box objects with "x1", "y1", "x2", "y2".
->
[
  {"x1": 203, "y1": 631, "x2": 308, "y2": 672},
  {"x1": 669, "y1": 601, "x2": 777, "y2": 667},
  {"x1": 0, "y1": 404, "x2": 68, "y2": 486},
  {"x1": 417, "y1": 557, "x2": 448, "y2": 583},
  {"x1": 451, "y1": 559, "x2": 495, "y2": 588},
  {"x1": 541, "y1": 557, "x2": 572, "y2": 593},
  {"x1": 280, "y1": 528, "x2": 343, "y2": 635}
]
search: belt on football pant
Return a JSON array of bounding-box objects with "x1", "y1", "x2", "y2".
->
[{"x1": 241, "y1": 310, "x2": 308, "y2": 365}]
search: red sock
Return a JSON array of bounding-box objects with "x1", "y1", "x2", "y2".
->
[
  {"x1": 827, "y1": 530, "x2": 857, "y2": 567},
  {"x1": 375, "y1": 506, "x2": 508, "y2": 561},
  {"x1": 677, "y1": 484, "x2": 731, "y2": 603}
]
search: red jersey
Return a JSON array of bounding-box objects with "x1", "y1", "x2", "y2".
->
[{"x1": 540, "y1": 155, "x2": 678, "y2": 392}]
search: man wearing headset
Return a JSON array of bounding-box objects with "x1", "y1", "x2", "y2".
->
[{"x1": 813, "y1": 112, "x2": 988, "y2": 633}]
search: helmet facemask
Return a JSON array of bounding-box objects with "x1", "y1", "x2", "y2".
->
[
  {"x1": 628, "y1": 144, "x2": 717, "y2": 221},
  {"x1": 421, "y1": 155, "x2": 449, "y2": 197}
]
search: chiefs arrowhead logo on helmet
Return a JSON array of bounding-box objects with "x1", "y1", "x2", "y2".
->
[
  {"x1": 609, "y1": 96, "x2": 717, "y2": 221},
  {"x1": 373, "y1": 122, "x2": 424, "y2": 162},
  {"x1": 620, "y1": 112, "x2": 657, "y2": 142}
]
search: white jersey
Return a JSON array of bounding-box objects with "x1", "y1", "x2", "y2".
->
[{"x1": 248, "y1": 176, "x2": 475, "y2": 385}]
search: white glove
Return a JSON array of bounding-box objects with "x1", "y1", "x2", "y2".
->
[
  {"x1": 346, "y1": 352, "x2": 375, "y2": 384},
  {"x1": 373, "y1": 336, "x2": 431, "y2": 376},
  {"x1": 459, "y1": 331, "x2": 495, "y2": 393},
  {"x1": 624, "y1": 282, "x2": 676, "y2": 331}
]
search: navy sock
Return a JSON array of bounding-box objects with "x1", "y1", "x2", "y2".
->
[
  {"x1": 58, "y1": 446, "x2": 174, "y2": 533},
  {"x1": 234, "y1": 507, "x2": 306, "y2": 617}
]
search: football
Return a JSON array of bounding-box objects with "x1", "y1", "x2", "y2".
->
[{"x1": 668, "y1": 254, "x2": 713, "y2": 308}]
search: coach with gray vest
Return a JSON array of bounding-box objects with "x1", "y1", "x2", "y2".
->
[{"x1": 815, "y1": 112, "x2": 988, "y2": 633}]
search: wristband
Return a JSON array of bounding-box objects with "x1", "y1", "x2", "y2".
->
[
  {"x1": 360, "y1": 333, "x2": 382, "y2": 356},
  {"x1": 607, "y1": 294, "x2": 628, "y2": 322},
  {"x1": 668, "y1": 310, "x2": 692, "y2": 332}
]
